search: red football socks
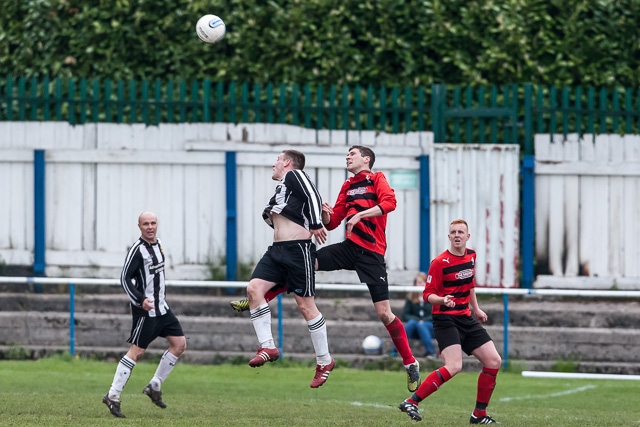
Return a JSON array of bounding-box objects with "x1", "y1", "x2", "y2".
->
[
  {"x1": 415, "y1": 367, "x2": 452, "y2": 400},
  {"x1": 474, "y1": 366, "x2": 499, "y2": 415},
  {"x1": 385, "y1": 317, "x2": 415, "y2": 364}
]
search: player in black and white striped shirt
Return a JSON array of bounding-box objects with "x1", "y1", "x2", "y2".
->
[
  {"x1": 247, "y1": 149, "x2": 335, "y2": 388},
  {"x1": 102, "y1": 212, "x2": 186, "y2": 418}
]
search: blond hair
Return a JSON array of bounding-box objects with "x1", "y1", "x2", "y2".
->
[{"x1": 449, "y1": 218, "x2": 469, "y2": 232}]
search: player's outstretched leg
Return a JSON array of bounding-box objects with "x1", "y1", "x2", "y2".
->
[
  {"x1": 398, "y1": 399, "x2": 422, "y2": 421},
  {"x1": 405, "y1": 360, "x2": 421, "y2": 392},
  {"x1": 231, "y1": 286, "x2": 285, "y2": 312},
  {"x1": 385, "y1": 316, "x2": 421, "y2": 391}
]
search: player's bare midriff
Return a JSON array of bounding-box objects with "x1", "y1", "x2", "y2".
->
[{"x1": 270, "y1": 213, "x2": 312, "y2": 242}]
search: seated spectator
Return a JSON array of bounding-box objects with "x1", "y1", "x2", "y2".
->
[{"x1": 401, "y1": 272, "x2": 437, "y2": 358}]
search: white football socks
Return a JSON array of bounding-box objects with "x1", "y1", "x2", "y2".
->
[
  {"x1": 250, "y1": 303, "x2": 276, "y2": 348},
  {"x1": 150, "y1": 350, "x2": 179, "y2": 391},
  {"x1": 308, "y1": 313, "x2": 331, "y2": 365},
  {"x1": 108, "y1": 355, "x2": 136, "y2": 400}
]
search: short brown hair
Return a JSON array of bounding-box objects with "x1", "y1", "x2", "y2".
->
[
  {"x1": 349, "y1": 145, "x2": 376, "y2": 169},
  {"x1": 282, "y1": 149, "x2": 305, "y2": 169}
]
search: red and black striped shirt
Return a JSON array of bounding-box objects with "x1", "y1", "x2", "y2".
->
[
  {"x1": 424, "y1": 248, "x2": 476, "y2": 316},
  {"x1": 324, "y1": 170, "x2": 396, "y2": 255}
]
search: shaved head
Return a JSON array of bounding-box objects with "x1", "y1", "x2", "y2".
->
[{"x1": 138, "y1": 212, "x2": 158, "y2": 243}]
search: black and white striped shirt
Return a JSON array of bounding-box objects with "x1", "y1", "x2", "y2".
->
[
  {"x1": 263, "y1": 169, "x2": 323, "y2": 231},
  {"x1": 120, "y1": 237, "x2": 169, "y2": 317}
]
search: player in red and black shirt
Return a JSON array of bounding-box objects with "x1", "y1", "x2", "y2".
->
[
  {"x1": 398, "y1": 219, "x2": 502, "y2": 424},
  {"x1": 320, "y1": 147, "x2": 396, "y2": 255},
  {"x1": 317, "y1": 145, "x2": 420, "y2": 392}
]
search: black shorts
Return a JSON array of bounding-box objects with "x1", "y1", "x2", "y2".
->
[
  {"x1": 127, "y1": 309, "x2": 184, "y2": 349},
  {"x1": 317, "y1": 239, "x2": 389, "y2": 303},
  {"x1": 251, "y1": 240, "x2": 317, "y2": 297},
  {"x1": 432, "y1": 314, "x2": 492, "y2": 355}
]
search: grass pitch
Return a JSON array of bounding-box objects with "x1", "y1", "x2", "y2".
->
[{"x1": 0, "y1": 356, "x2": 638, "y2": 426}]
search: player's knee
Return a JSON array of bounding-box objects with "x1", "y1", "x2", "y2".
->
[
  {"x1": 446, "y1": 361, "x2": 463, "y2": 376},
  {"x1": 378, "y1": 311, "x2": 394, "y2": 325},
  {"x1": 127, "y1": 346, "x2": 146, "y2": 362},
  {"x1": 296, "y1": 299, "x2": 319, "y2": 320},
  {"x1": 246, "y1": 280, "x2": 262, "y2": 300},
  {"x1": 173, "y1": 339, "x2": 187, "y2": 356},
  {"x1": 486, "y1": 354, "x2": 502, "y2": 370}
]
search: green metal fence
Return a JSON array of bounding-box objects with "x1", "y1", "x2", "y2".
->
[
  {"x1": 524, "y1": 84, "x2": 640, "y2": 154},
  {"x1": 2, "y1": 76, "x2": 640, "y2": 155},
  {"x1": 0, "y1": 75, "x2": 434, "y2": 132}
]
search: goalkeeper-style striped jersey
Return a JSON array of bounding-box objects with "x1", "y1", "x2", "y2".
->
[
  {"x1": 424, "y1": 248, "x2": 476, "y2": 317},
  {"x1": 324, "y1": 170, "x2": 396, "y2": 255}
]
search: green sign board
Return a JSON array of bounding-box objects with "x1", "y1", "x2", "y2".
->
[{"x1": 389, "y1": 170, "x2": 418, "y2": 190}]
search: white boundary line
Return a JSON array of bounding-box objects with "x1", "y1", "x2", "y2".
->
[
  {"x1": 522, "y1": 371, "x2": 640, "y2": 381},
  {"x1": 499, "y1": 384, "x2": 596, "y2": 402},
  {"x1": 350, "y1": 401, "x2": 392, "y2": 409}
]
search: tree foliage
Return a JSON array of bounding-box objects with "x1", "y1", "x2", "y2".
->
[{"x1": 1, "y1": 0, "x2": 639, "y2": 87}]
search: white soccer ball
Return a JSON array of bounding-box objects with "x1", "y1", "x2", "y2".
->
[
  {"x1": 196, "y1": 14, "x2": 226, "y2": 44},
  {"x1": 362, "y1": 335, "x2": 383, "y2": 355}
]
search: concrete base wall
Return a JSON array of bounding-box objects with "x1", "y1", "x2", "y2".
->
[{"x1": 1, "y1": 293, "x2": 639, "y2": 374}]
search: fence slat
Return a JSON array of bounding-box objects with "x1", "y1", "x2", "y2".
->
[
  {"x1": 316, "y1": 84, "x2": 323, "y2": 129},
  {"x1": 241, "y1": 82, "x2": 249, "y2": 123},
  {"x1": 229, "y1": 82, "x2": 236, "y2": 123},
  {"x1": 30, "y1": 77, "x2": 38, "y2": 121},
  {"x1": 478, "y1": 86, "x2": 485, "y2": 143},
  {"x1": 265, "y1": 82, "x2": 273, "y2": 123},
  {"x1": 130, "y1": 80, "x2": 137, "y2": 123},
  {"x1": 69, "y1": 79, "x2": 76, "y2": 125},
  {"x1": 203, "y1": 79, "x2": 210, "y2": 122},
  {"x1": 179, "y1": 80, "x2": 187, "y2": 123},
  {"x1": 216, "y1": 81, "x2": 224, "y2": 123},
  {"x1": 55, "y1": 78, "x2": 63, "y2": 121},
  {"x1": 465, "y1": 86, "x2": 473, "y2": 143},
  {"x1": 79, "y1": 78, "x2": 87, "y2": 124},
  {"x1": 153, "y1": 79, "x2": 161, "y2": 125},
  {"x1": 141, "y1": 80, "x2": 149, "y2": 124},
  {"x1": 18, "y1": 76, "x2": 26, "y2": 120},
  {"x1": 291, "y1": 84, "x2": 299, "y2": 126},
  {"x1": 278, "y1": 84, "x2": 286, "y2": 124},
  {"x1": 117, "y1": 80, "x2": 124, "y2": 123},
  {"x1": 452, "y1": 86, "x2": 460, "y2": 142},
  {"x1": 341, "y1": 85, "x2": 349, "y2": 130},
  {"x1": 328, "y1": 85, "x2": 336, "y2": 130},
  {"x1": 191, "y1": 81, "x2": 199, "y2": 123},
  {"x1": 379, "y1": 86, "x2": 386, "y2": 131},
  {"x1": 91, "y1": 79, "x2": 99, "y2": 123},
  {"x1": 167, "y1": 80, "x2": 174, "y2": 123}
]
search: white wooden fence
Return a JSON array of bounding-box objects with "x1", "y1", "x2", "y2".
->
[
  {"x1": 0, "y1": 121, "x2": 519, "y2": 287},
  {"x1": 430, "y1": 144, "x2": 520, "y2": 288},
  {"x1": 535, "y1": 133, "x2": 640, "y2": 289}
]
